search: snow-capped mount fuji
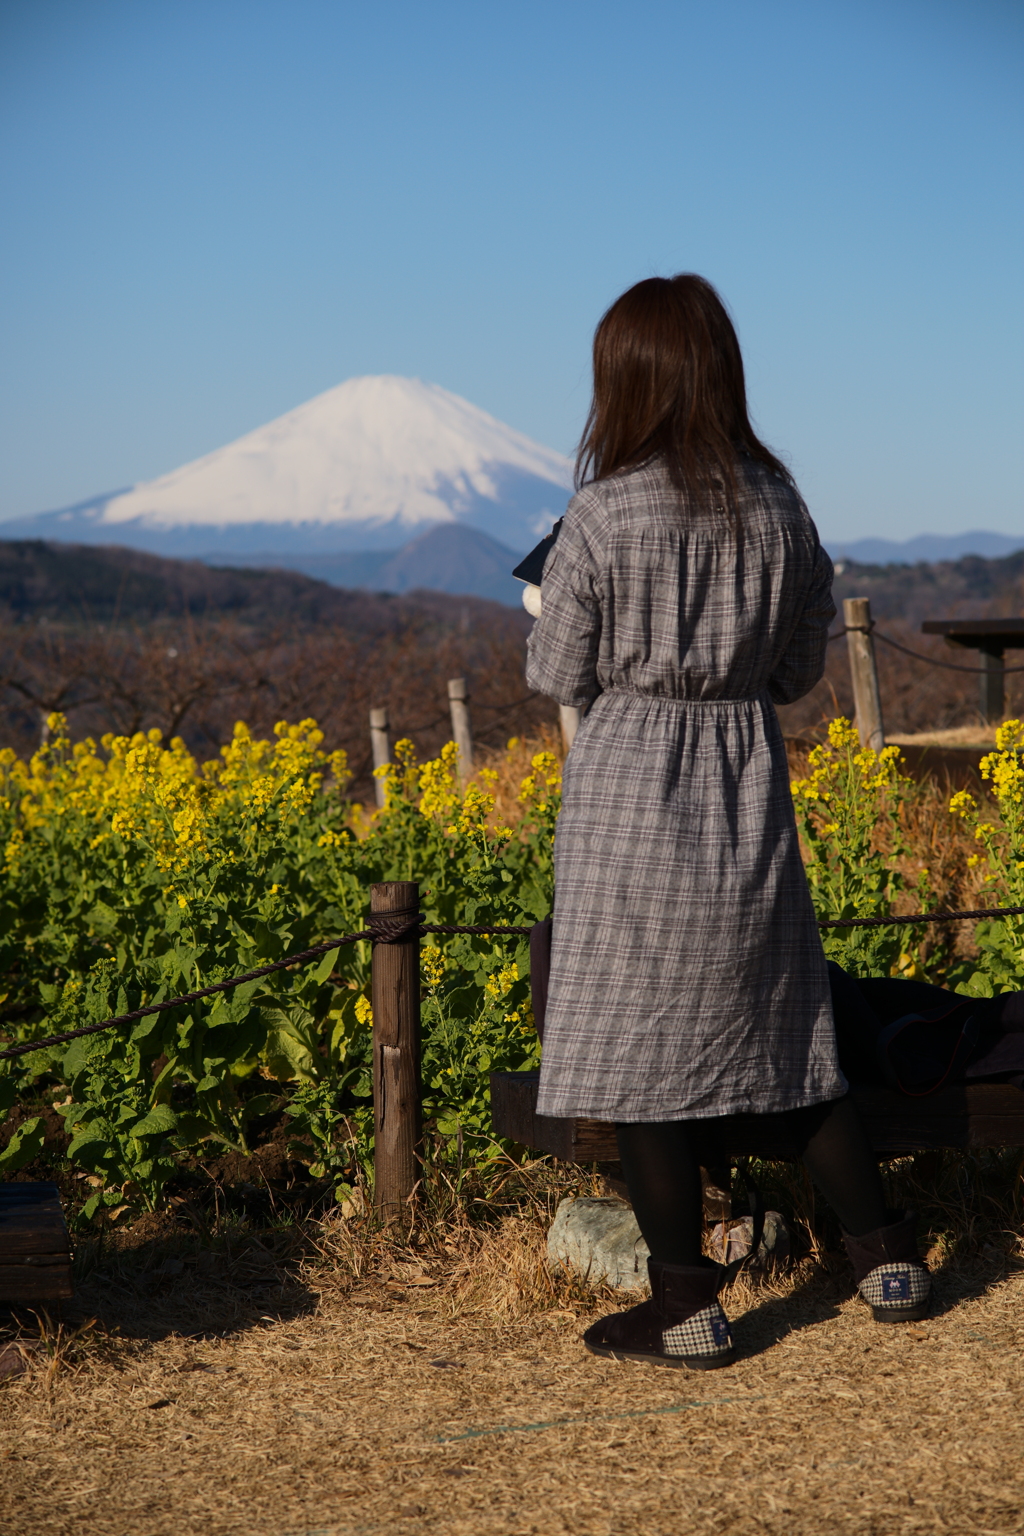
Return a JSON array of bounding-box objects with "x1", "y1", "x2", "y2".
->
[{"x1": 2, "y1": 377, "x2": 573, "y2": 558}]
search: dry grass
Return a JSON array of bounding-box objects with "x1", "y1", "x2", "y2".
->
[
  {"x1": 345, "y1": 726, "x2": 564, "y2": 839},
  {"x1": 474, "y1": 726, "x2": 566, "y2": 829},
  {"x1": 3, "y1": 1155, "x2": 1024, "y2": 1536}
]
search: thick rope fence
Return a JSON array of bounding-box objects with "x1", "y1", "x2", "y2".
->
[
  {"x1": 0, "y1": 916, "x2": 531, "y2": 1063},
  {"x1": 2, "y1": 902, "x2": 1023, "y2": 1066},
  {"x1": 830, "y1": 621, "x2": 1024, "y2": 675},
  {"x1": 4, "y1": 877, "x2": 1024, "y2": 1216}
]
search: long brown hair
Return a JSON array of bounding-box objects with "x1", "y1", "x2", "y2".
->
[{"x1": 575, "y1": 274, "x2": 793, "y2": 509}]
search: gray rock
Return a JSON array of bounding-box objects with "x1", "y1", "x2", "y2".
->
[{"x1": 547, "y1": 1196, "x2": 650, "y2": 1291}]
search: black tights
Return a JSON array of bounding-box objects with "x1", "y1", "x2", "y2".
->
[{"x1": 616, "y1": 1095, "x2": 888, "y2": 1267}]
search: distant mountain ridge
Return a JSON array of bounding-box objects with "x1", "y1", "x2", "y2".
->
[
  {"x1": 210, "y1": 523, "x2": 526, "y2": 606},
  {"x1": 214, "y1": 524, "x2": 1024, "y2": 609},
  {"x1": 0, "y1": 536, "x2": 530, "y2": 636},
  {"x1": 831, "y1": 530, "x2": 1021, "y2": 565},
  {"x1": 2, "y1": 535, "x2": 1021, "y2": 630},
  {"x1": 0, "y1": 376, "x2": 572, "y2": 557},
  {"x1": 2, "y1": 373, "x2": 1014, "y2": 589}
]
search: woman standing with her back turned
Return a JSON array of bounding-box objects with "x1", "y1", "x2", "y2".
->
[{"x1": 525, "y1": 275, "x2": 931, "y2": 1370}]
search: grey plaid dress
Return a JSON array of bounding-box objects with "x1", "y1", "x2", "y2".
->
[{"x1": 525, "y1": 455, "x2": 846, "y2": 1122}]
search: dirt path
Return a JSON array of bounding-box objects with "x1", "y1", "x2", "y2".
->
[{"x1": 3, "y1": 1248, "x2": 1024, "y2": 1536}]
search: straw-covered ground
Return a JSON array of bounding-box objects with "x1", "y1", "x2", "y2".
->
[{"x1": 3, "y1": 1156, "x2": 1024, "y2": 1536}]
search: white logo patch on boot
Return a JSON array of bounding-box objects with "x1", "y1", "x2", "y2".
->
[{"x1": 859, "y1": 1262, "x2": 930, "y2": 1311}]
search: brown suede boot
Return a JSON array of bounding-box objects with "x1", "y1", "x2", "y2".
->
[
  {"x1": 583, "y1": 1260, "x2": 735, "y2": 1370},
  {"x1": 843, "y1": 1210, "x2": 932, "y2": 1323}
]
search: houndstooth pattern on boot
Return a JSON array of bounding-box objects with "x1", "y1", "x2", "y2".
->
[
  {"x1": 858, "y1": 1263, "x2": 931, "y2": 1312},
  {"x1": 661, "y1": 1303, "x2": 733, "y2": 1359}
]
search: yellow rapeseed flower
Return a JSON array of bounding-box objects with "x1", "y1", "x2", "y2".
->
[
  {"x1": 485, "y1": 961, "x2": 518, "y2": 1003},
  {"x1": 422, "y1": 946, "x2": 446, "y2": 988},
  {"x1": 419, "y1": 742, "x2": 461, "y2": 821},
  {"x1": 518, "y1": 751, "x2": 562, "y2": 810}
]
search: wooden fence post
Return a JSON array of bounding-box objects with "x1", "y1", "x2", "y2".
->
[
  {"x1": 371, "y1": 880, "x2": 421, "y2": 1220},
  {"x1": 979, "y1": 648, "x2": 1005, "y2": 725},
  {"x1": 369, "y1": 707, "x2": 390, "y2": 809},
  {"x1": 559, "y1": 704, "x2": 581, "y2": 753},
  {"x1": 447, "y1": 677, "x2": 474, "y2": 778},
  {"x1": 843, "y1": 597, "x2": 885, "y2": 752}
]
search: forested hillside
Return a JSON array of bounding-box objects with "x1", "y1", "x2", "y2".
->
[
  {"x1": 0, "y1": 540, "x2": 537, "y2": 787},
  {"x1": 2, "y1": 537, "x2": 1022, "y2": 771},
  {"x1": 831, "y1": 548, "x2": 1024, "y2": 624},
  {"x1": 0, "y1": 538, "x2": 530, "y2": 635}
]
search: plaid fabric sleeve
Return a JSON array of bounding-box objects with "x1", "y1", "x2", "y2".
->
[
  {"x1": 767, "y1": 537, "x2": 837, "y2": 705},
  {"x1": 525, "y1": 494, "x2": 605, "y2": 708}
]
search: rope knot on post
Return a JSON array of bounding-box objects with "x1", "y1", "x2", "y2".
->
[{"x1": 367, "y1": 910, "x2": 423, "y2": 944}]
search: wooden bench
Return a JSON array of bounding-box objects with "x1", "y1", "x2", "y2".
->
[
  {"x1": 490, "y1": 1072, "x2": 1024, "y2": 1162},
  {"x1": 0, "y1": 1183, "x2": 74, "y2": 1304}
]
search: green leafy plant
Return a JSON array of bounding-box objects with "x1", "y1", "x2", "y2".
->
[
  {"x1": 790, "y1": 717, "x2": 933, "y2": 977},
  {"x1": 0, "y1": 1074, "x2": 45, "y2": 1174},
  {"x1": 15, "y1": 703, "x2": 1018, "y2": 1224},
  {"x1": 0, "y1": 720, "x2": 559, "y2": 1217},
  {"x1": 948, "y1": 719, "x2": 1024, "y2": 995}
]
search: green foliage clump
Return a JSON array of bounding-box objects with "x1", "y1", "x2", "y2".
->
[
  {"x1": 948, "y1": 720, "x2": 1024, "y2": 996},
  {"x1": 790, "y1": 716, "x2": 934, "y2": 977},
  {"x1": 0, "y1": 718, "x2": 558, "y2": 1218},
  {"x1": 3, "y1": 707, "x2": 1020, "y2": 1222}
]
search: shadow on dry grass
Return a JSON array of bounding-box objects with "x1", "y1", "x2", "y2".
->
[
  {"x1": 0, "y1": 1156, "x2": 609, "y2": 1372},
  {"x1": 4, "y1": 1143, "x2": 1021, "y2": 1372}
]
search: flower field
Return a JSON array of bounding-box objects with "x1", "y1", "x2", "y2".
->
[
  {"x1": 1, "y1": 711, "x2": 1022, "y2": 1224},
  {"x1": 0, "y1": 718, "x2": 558, "y2": 1215},
  {"x1": 792, "y1": 716, "x2": 1024, "y2": 990}
]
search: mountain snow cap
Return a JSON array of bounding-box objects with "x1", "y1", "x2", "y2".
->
[{"x1": 96, "y1": 375, "x2": 573, "y2": 536}]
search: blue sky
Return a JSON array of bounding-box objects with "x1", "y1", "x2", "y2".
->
[{"x1": 1, "y1": 0, "x2": 1021, "y2": 543}]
